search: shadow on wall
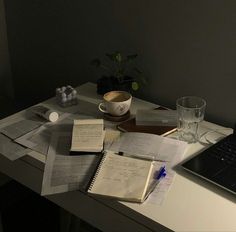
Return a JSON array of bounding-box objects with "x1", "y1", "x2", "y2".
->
[{"x1": 4, "y1": 0, "x2": 73, "y2": 108}]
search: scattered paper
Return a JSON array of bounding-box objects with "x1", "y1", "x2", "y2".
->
[
  {"x1": 145, "y1": 164, "x2": 176, "y2": 205},
  {"x1": 0, "y1": 117, "x2": 44, "y2": 139},
  {"x1": 15, "y1": 126, "x2": 51, "y2": 155},
  {"x1": 110, "y1": 132, "x2": 187, "y2": 162},
  {"x1": 15, "y1": 113, "x2": 93, "y2": 156},
  {"x1": 41, "y1": 132, "x2": 100, "y2": 196},
  {"x1": 109, "y1": 132, "x2": 188, "y2": 205},
  {"x1": 0, "y1": 133, "x2": 31, "y2": 161},
  {"x1": 103, "y1": 129, "x2": 121, "y2": 150}
]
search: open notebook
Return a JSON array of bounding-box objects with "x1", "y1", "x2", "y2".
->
[{"x1": 87, "y1": 151, "x2": 154, "y2": 203}]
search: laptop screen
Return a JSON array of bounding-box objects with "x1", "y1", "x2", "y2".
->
[{"x1": 181, "y1": 133, "x2": 236, "y2": 194}]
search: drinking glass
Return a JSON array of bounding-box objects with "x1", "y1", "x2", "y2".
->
[{"x1": 176, "y1": 96, "x2": 206, "y2": 143}]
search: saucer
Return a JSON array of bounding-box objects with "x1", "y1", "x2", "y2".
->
[{"x1": 103, "y1": 111, "x2": 130, "y2": 122}]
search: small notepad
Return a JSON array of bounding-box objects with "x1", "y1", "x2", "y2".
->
[
  {"x1": 71, "y1": 119, "x2": 104, "y2": 153},
  {"x1": 87, "y1": 151, "x2": 154, "y2": 203}
]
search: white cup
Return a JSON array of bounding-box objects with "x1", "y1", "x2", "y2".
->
[{"x1": 98, "y1": 91, "x2": 132, "y2": 116}]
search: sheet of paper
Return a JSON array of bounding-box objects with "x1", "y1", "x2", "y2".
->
[
  {"x1": 41, "y1": 132, "x2": 100, "y2": 196},
  {"x1": 0, "y1": 117, "x2": 44, "y2": 139},
  {"x1": 144, "y1": 163, "x2": 175, "y2": 205},
  {"x1": 110, "y1": 132, "x2": 187, "y2": 162},
  {"x1": 71, "y1": 119, "x2": 104, "y2": 152},
  {"x1": 0, "y1": 133, "x2": 31, "y2": 160},
  {"x1": 15, "y1": 112, "x2": 93, "y2": 156},
  {"x1": 103, "y1": 129, "x2": 121, "y2": 151},
  {"x1": 136, "y1": 109, "x2": 177, "y2": 126},
  {"x1": 15, "y1": 126, "x2": 51, "y2": 155}
]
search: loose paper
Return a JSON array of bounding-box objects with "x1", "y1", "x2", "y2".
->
[{"x1": 41, "y1": 132, "x2": 100, "y2": 196}]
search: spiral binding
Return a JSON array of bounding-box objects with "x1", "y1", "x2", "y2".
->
[{"x1": 88, "y1": 152, "x2": 107, "y2": 191}]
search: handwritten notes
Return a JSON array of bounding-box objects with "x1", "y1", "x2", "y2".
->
[
  {"x1": 88, "y1": 151, "x2": 154, "y2": 203},
  {"x1": 71, "y1": 119, "x2": 104, "y2": 152},
  {"x1": 41, "y1": 132, "x2": 100, "y2": 196},
  {"x1": 110, "y1": 132, "x2": 187, "y2": 162}
]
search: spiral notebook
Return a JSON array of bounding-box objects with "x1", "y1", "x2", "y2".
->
[{"x1": 87, "y1": 151, "x2": 154, "y2": 203}]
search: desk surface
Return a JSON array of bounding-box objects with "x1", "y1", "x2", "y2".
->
[{"x1": 0, "y1": 82, "x2": 236, "y2": 232}]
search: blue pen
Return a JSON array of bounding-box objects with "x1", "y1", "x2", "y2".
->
[
  {"x1": 156, "y1": 166, "x2": 166, "y2": 180},
  {"x1": 144, "y1": 166, "x2": 166, "y2": 201}
]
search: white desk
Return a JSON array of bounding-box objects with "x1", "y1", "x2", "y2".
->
[{"x1": 0, "y1": 82, "x2": 236, "y2": 232}]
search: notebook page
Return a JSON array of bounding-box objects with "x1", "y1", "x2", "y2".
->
[
  {"x1": 71, "y1": 119, "x2": 104, "y2": 152},
  {"x1": 88, "y1": 151, "x2": 154, "y2": 202}
]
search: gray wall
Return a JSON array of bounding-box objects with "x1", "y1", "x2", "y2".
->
[
  {"x1": 0, "y1": 0, "x2": 13, "y2": 99},
  {"x1": 0, "y1": 0, "x2": 13, "y2": 184},
  {"x1": 3, "y1": 0, "x2": 236, "y2": 126}
]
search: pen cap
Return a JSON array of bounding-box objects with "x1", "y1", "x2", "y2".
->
[
  {"x1": 32, "y1": 106, "x2": 59, "y2": 122},
  {"x1": 45, "y1": 110, "x2": 59, "y2": 122}
]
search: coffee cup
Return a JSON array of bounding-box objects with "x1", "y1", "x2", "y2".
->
[{"x1": 98, "y1": 91, "x2": 132, "y2": 116}]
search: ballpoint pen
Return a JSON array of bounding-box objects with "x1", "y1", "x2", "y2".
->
[
  {"x1": 119, "y1": 152, "x2": 168, "y2": 162},
  {"x1": 156, "y1": 166, "x2": 166, "y2": 180},
  {"x1": 144, "y1": 166, "x2": 166, "y2": 201}
]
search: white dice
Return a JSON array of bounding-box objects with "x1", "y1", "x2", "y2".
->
[{"x1": 56, "y1": 85, "x2": 78, "y2": 107}]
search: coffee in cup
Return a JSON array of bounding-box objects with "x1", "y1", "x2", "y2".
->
[{"x1": 98, "y1": 91, "x2": 132, "y2": 116}]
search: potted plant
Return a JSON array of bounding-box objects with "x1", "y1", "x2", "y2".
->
[{"x1": 91, "y1": 51, "x2": 147, "y2": 94}]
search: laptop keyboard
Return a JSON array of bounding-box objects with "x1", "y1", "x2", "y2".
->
[{"x1": 209, "y1": 135, "x2": 236, "y2": 165}]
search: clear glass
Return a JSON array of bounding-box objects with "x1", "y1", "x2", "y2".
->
[{"x1": 176, "y1": 96, "x2": 206, "y2": 143}]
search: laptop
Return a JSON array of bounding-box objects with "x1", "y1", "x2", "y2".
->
[{"x1": 181, "y1": 131, "x2": 236, "y2": 194}]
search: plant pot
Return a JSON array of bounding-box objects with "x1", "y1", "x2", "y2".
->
[{"x1": 97, "y1": 76, "x2": 133, "y2": 95}]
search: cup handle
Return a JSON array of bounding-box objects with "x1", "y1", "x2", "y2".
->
[{"x1": 98, "y1": 103, "x2": 108, "y2": 114}]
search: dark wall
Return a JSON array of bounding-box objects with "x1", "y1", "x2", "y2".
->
[
  {"x1": 3, "y1": 0, "x2": 236, "y2": 126},
  {"x1": 0, "y1": 0, "x2": 13, "y2": 99},
  {"x1": 4, "y1": 0, "x2": 67, "y2": 107}
]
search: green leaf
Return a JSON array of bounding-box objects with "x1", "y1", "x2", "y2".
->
[{"x1": 132, "y1": 82, "x2": 139, "y2": 91}]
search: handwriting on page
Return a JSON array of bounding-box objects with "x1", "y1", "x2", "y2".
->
[
  {"x1": 1, "y1": 118, "x2": 43, "y2": 139},
  {"x1": 120, "y1": 133, "x2": 157, "y2": 155},
  {"x1": 71, "y1": 119, "x2": 104, "y2": 152},
  {"x1": 73, "y1": 124, "x2": 102, "y2": 138},
  {"x1": 41, "y1": 132, "x2": 100, "y2": 196},
  {"x1": 0, "y1": 133, "x2": 31, "y2": 161},
  {"x1": 110, "y1": 132, "x2": 187, "y2": 162},
  {"x1": 101, "y1": 155, "x2": 148, "y2": 182},
  {"x1": 88, "y1": 152, "x2": 153, "y2": 202}
]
